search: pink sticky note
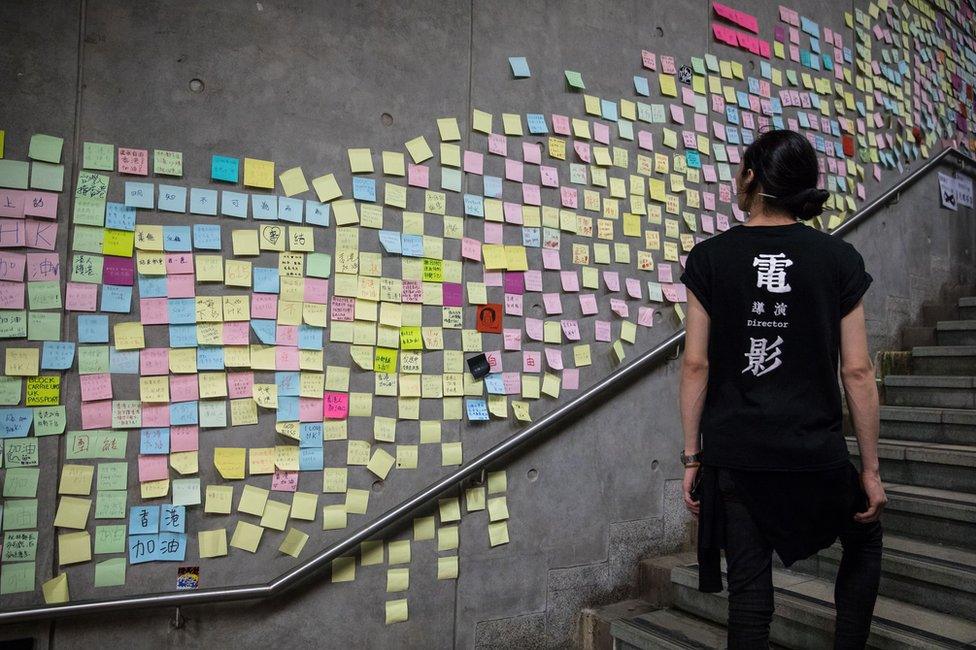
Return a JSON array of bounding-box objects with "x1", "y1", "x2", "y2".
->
[
  {"x1": 141, "y1": 404, "x2": 170, "y2": 428},
  {"x1": 573, "y1": 141, "x2": 591, "y2": 163},
  {"x1": 603, "y1": 271, "x2": 620, "y2": 292},
  {"x1": 524, "y1": 317, "x2": 544, "y2": 341},
  {"x1": 23, "y1": 192, "x2": 57, "y2": 219},
  {"x1": 407, "y1": 163, "x2": 429, "y2": 188},
  {"x1": 483, "y1": 271, "x2": 503, "y2": 287},
  {"x1": 593, "y1": 122, "x2": 610, "y2": 144},
  {"x1": 522, "y1": 142, "x2": 542, "y2": 165},
  {"x1": 560, "y1": 186, "x2": 578, "y2": 209},
  {"x1": 657, "y1": 264, "x2": 673, "y2": 283},
  {"x1": 118, "y1": 148, "x2": 149, "y2": 175},
  {"x1": 461, "y1": 237, "x2": 482, "y2": 261},
  {"x1": 542, "y1": 293, "x2": 563, "y2": 315},
  {"x1": 300, "y1": 398, "x2": 323, "y2": 422},
  {"x1": 25, "y1": 252, "x2": 58, "y2": 282},
  {"x1": 0, "y1": 281, "x2": 24, "y2": 309},
  {"x1": 545, "y1": 347, "x2": 563, "y2": 370},
  {"x1": 660, "y1": 55, "x2": 676, "y2": 74},
  {"x1": 140, "y1": 348, "x2": 169, "y2": 376},
  {"x1": 641, "y1": 49, "x2": 656, "y2": 70},
  {"x1": 276, "y1": 346, "x2": 299, "y2": 370},
  {"x1": 503, "y1": 328, "x2": 522, "y2": 351},
  {"x1": 81, "y1": 400, "x2": 113, "y2": 430},
  {"x1": 503, "y1": 201, "x2": 523, "y2": 224},
  {"x1": 560, "y1": 319, "x2": 581, "y2": 341},
  {"x1": 170, "y1": 425, "x2": 199, "y2": 452},
  {"x1": 167, "y1": 274, "x2": 196, "y2": 298},
  {"x1": 638, "y1": 131, "x2": 653, "y2": 150},
  {"x1": 276, "y1": 325, "x2": 298, "y2": 347},
  {"x1": 463, "y1": 151, "x2": 483, "y2": 175},
  {"x1": 227, "y1": 372, "x2": 254, "y2": 399},
  {"x1": 0, "y1": 191, "x2": 25, "y2": 218},
  {"x1": 80, "y1": 373, "x2": 113, "y2": 402},
  {"x1": 501, "y1": 372, "x2": 521, "y2": 395},
  {"x1": 505, "y1": 159, "x2": 523, "y2": 182},
  {"x1": 563, "y1": 368, "x2": 580, "y2": 390},
  {"x1": 165, "y1": 254, "x2": 194, "y2": 275},
  {"x1": 138, "y1": 455, "x2": 169, "y2": 482},
  {"x1": 139, "y1": 298, "x2": 169, "y2": 325},
  {"x1": 523, "y1": 350, "x2": 541, "y2": 373},
  {"x1": 540, "y1": 165, "x2": 558, "y2": 187},
  {"x1": 504, "y1": 293, "x2": 523, "y2": 316},
  {"x1": 252, "y1": 294, "x2": 278, "y2": 319},
  {"x1": 24, "y1": 221, "x2": 57, "y2": 251},
  {"x1": 0, "y1": 219, "x2": 25, "y2": 247},
  {"x1": 323, "y1": 392, "x2": 348, "y2": 419},
  {"x1": 521, "y1": 183, "x2": 541, "y2": 206},
  {"x1": 0, "y1": 253, "x2": 26, "y2": 282},
  {"x1": 626, "y1": 277, "x2": 643, "y2": 299},
  {"x1": 670, "y1": 104, "x2": 685, "y2": 124},
  {"x1": 488, "y1": 133, "x2": 507, "y2": 156},
  {"x1": 223, "y1": 321, "x2": 249, "y2": 344},
  {"x1": 523, "y1": 270, "x2": 543, "y2": 292},
  {"x1": 271, "y1": 469, "x2": 299, "y2": 492},
  {"x1": 65, "y1": 282, "x2": 98, "y2": 311},
  {"x1": 610, "y1": 298, "x2": 629, "y2": 318},
  {"x1": 579, "y1": 294, "x2": 598, "y2": 315},
  {"x1": 551, "y1": 114, "x2": 570, "y2": 135},
  {"x1": 443, "y1": 282, "x2": 463, "y2": 307},
  {"x1": 483, "y1": 222, "x2": 504, "y2": 245},
  {"x1": 503, "y1": 272, "x2": 524, "y2": 295},
  {"x1": 170, "y1": 375, "x2": 199, "y2": 402},
  {"x1": 541, "y1": 248, "x2": 561, "y2": 270},
  {"x1": 485, "y1": 350, "x2": 503, "y2": 373},
  {"x1": 595, "y1": 320, "x2": 612, "y2": 342},
  {"x1": 560, "y1": 271, "x2": 580, "y2": 292},
  {"x1": 638, "y1": 306, "x2": 655, "y2": 327}
]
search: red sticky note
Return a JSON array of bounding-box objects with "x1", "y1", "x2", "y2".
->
[{"x1": 323, "y1": 391, "x2": 349, "y2": 420}]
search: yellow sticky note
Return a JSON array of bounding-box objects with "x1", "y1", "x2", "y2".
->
[
  {"x1": 488, "y1": 520, "x2": 509, "y2": 546},
  {"x1": 387, "y1": 567, "x2": 409, "y2": 593},
  {"x1": 366, "y1": 448, "x2": 396, "y2": 479},
  {"x1": 198, "y1": 528, "x2": 228, "y2": 558},
  {"x1": 348, "y1": 148, "x2": 374, "y2": 173},
  {"x1": 102, "y1": 229, "x2": 134, "y2": 257},
  {"x1": 214, "y1": 447, "x2": 246, "y2": 480},
  {"x1": 58, "y1": 531, "x2": 91, "y2": 565},
  {"x1": 278, "y1": 167, "x2": 309, "y2": 197},
  {"x1": 205, "y1": 485, "x2": 233, "y2": 514},
  {"x1": 291, "y1": 491, "x2": 318, "y2": 521},
  {"x1": 413, "y1": 515, "x2": 436, "y2": 541},
  {"x1": 238, "y1": 484, "x2": 270, "y2": 516},
  {"x1": 279, "y1": 528, "x2": 309, "y2": 558},
  {"x1": 659, "y1": 74, "x2": 678, "y2": 97},
  {"x1": 42, "y1": 573, "x2": 69, "y2": 604},
  {"x1": 58, "y1": 464, "x2": 94, "y2": 495},
  {"x1": 243, "y1": 157, "x2": 275, "y2": 189},
  {"x1": 437, "y1": 555, "x2": 459, "y2": 580},
  {"x1": 260, "y1": 500, "x2": 291, "y2": 531},
  {"x1": 113, "y1": 322, "x2": 145, "y2": 350},
  {"x1": 388, "y1": 539, "x2": 411, "y2": 565},
  {"x1": 54, "y1": 496, "x2": 91, "y2": 529},
  {"x1": 332, "y1": 556, "x2": 356, "y2": 582},
  {"x1": 437, "y1": 118, "x2": 461, "y2": 141},
  {"x1": 322, "y1": 504, "x2": 347, "y2": 530},
  {"x1": 312, "y1": 173, "x2": 342, "y2": 202},
  {"x1": 385, "y1": 598, "x2": 408, "y2": 624},
  {"x1": 229, "y1": 520, "x2": 264, "y2": 553},
  {"x1": 5, "y1": 348, "x2": 39, "y2": 376},
  {"x1": 405, "y1": 136, "x2": 433, "y2": 163}
]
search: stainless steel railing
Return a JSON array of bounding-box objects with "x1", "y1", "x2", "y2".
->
[{"x1": 2, "y1": 147, "x2": 975, "y2": 624}]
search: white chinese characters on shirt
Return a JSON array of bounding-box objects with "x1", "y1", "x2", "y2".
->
[{"x1": 743, "y1": 252, "x2": 793, "y2": 377}]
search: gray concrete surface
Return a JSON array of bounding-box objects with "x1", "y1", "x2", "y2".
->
[{"x1": 0, "y1": 0, "x2": 974, "y2": 647}]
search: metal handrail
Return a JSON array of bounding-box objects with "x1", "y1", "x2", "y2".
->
[{"x1": 3, "y1": 147, "x2": 975, "y2": 624}]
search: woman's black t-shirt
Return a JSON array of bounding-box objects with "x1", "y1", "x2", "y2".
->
[{"x1": 680, "y1": 221, "x2": 873, "y2": 471}]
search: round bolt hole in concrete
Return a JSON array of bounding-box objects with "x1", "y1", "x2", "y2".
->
[
  {"x1": 381, "y1": 113, "x2": 394, "y2": 126},
  {"x1": 527, "y1": 468, "x2": 539, "y2": 482},
  {"x1": 188, "y1": 78, "x2": 205, "y2": 93}
]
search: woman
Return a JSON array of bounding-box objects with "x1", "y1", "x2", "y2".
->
[{"x1": 678, "y1": 129, "x2": 887, "y2": 649}]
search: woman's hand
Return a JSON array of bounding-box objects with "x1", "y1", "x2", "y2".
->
[
  {"x1": 683, "y1": 465, "x2": 701, "y2": 519},
  {"x1": 854, "y1": 470, "x2": 887, "y2": 523}
]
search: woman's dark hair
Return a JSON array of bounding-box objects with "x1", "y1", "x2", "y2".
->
[{"x1": 741, "y1": 129, "x2": 830, "y2": 220}]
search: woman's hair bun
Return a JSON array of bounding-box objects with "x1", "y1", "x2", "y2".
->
[{"x1": 781, "y1": 187, "x2": 830, "y2": 219}]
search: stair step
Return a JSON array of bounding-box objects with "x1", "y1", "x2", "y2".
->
[
  {"x1": 958, "y1": 297, "x2": 976, "y2": 320},
  {"x1": 936, "y1": 320, "x2": 976, "y2": 346},
  {"x1": 581, "y1": 599, "x2": 656, "y2": 649},
  {"x1": 610, "y1": 607, "x2": 785, "y2": 649},
  {"x1": 872, "y1": 405, "x2": 976, "y2": 445},
  {"x1": 790, "y1": 534, "x2": 976, "y2": 620},
  {"x1": 670, "y1": 563, "x2": 976, "y2": 648},
  {"x1": 901, "y1": 326, "x2": 937, "y2": 349},
  {"x1": 883, "y1": 482, "x2": 976, "y2": 547},
  {"x1": 912, "y1": 345, "x2": 976, "y2": 375},
  {"x1": 846, "y1": 437, "x2": 976, "y2": 493},
  {"x1": 883, "y1": 375, "x2": 976, "y2": 409}
]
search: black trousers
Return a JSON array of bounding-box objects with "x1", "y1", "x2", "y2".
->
[{"x1": 717, "y1": 468, "x2": 884, "y2": 649}]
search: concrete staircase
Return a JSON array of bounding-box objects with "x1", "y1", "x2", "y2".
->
[{"x1": 584, "y1": 295, "x2": 976, "y2": 649}]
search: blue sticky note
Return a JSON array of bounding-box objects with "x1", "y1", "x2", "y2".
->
[
  {"x1": 77, "y1": 314, "x2": 109, "y2": 343},
  {"x1": 168, "y1": 299, "x2": 196, "y2": 325},
  {"x1": 193, "y1": 224, "x2": 221, "y2": 250},
  {"x1": 140, "y1": 428, "x2": 170, "y2": 455},
  {"x1": 101, "y1": 284, "x2": 132, "y2": 313},
  {"x1": 800, "y1": 16, "x2": 818, "y2": 36},
  {"x1": 299, "y1": 447, "x2": 324, "y2": 471},
  {"x1": 522, "y1": 227, "x2": 541, "y2": 247},
  {"x1": 253, "y1": 268, "x2": 280, "y2": 294},
  {"x1": 508, "y1": 56, "x2": 530, "y2": 78},
  {"x1": 138, "y1": 275, "x2": 167, "y2": 298},
  {"x1": 41, "y1": 341, "x2": 75, "y2": 370},
  {"x1": 129, "y1": 534, "x2": 160, "y2": 564},
  {"x1": 526, "y1": 114, "x2": 548, "y2": 134},
  {"x1": 105, "y1": 202, "x2": 136, "y2": 231},
  {"x1": 483, "y1": 176, "x2": 503, "y2": 198},
  {"x1": 157, "y1": 185, "x2": 187, "y2": 213},
  {"x1": 378, "y1": 230, "x2": 402, "y2": 254},
  {"x1": 157, "y1": 532, "x2": 187, "y2": 562},
  {"x1": 169, "y1": 401, "x2": 198, "y2": 426},
  {"x1": 465, "y1": 399, "x2": 489, "y2": 422},
  {"x1": 251, "y1": 195, "x2": 278, "y2": 220},
  {"x1": 299, "y1": 422, "x2": 323, "y2": 448},
  {"x1": 163, "y1": 225, "x2": 192, "y2": 252},
  {"x1": 742, "y1": 129, "x2": 755, "y2": 146},
  {"x1": 160, "y1": 506, "x2": 186, "y2": 534},
  {"x1": 124, "y1": 182, "x2": 154, "y2": 209},
  {"x1": 463, "y1": 194, "x2": 484, "y2": 217},
  {"x1": 276, "y1": 396, "x2": 299, "y2": 422},
  {"x1": 168, "y1": 324, "x2": 197, "y2": 347},
  {"x1": 211, "y1": 155, "x2": 239, "y2": 183},
  {"x1": 197, "y1": 346, "x2": 224, "y2": 371},
  {"x1": 401, "y1": 234, "x2": 424, "y2": 258},
  {"x1": 484, "y1": 373, "x2": 504, "y2": 394},
  {"x1": 352, "y1": 177, "x2": 376, "y2": 202},
  {"x1": 0, "y1": 408, "x2": 33, "y2": 438},
  {"x1": 109, "y1": 348, "x2": 139, "y2": 374},
  {"x1": 305, "y1": 200, "x2": 330, "y2": 227},
  {"x1": 278, "y1": 196, "x2": 303, "y2": 223},
  {"x1": 251, "y1": 319, "x2": 277, "y2": 344},
  {"x1": 189, "y1": 188, "x2": 218, "y2": 216},
  {"x1": 220, "y1": 191, "x2": 248, "y2": 219},
  {"x1": 441, "y1": 167, "x2": 462, "y2": 192},
  {"x1": 297, "y1": 324, "x2": 322, "y2": 350},
  {"x1": 275, "y1": 371, "x2": 299, "y2": 396},
  {"x1": 634, "y1": 76, "x2": 650, "y2": 97},
  {"x1": 685, "y1": 150, "x2": 702, "y2": 169},
  {"x1": 600, "y1": 99, "x2": 618, "y2": 121},
  {"x1": 129, "y1": 505, "x2": 160, "y2": 535},
  {"x1": 725, "y1": 106, "x2": 740, "y2": 125}
]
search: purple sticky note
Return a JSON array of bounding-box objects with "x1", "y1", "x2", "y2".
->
[
  {"x1": 103, "y1": 256, "x2": 135, "y2": 286},
  {"x1": 442, "y1": 282, "x2": 463, "y2": 307},
  {"x1": 503, "y1": 272, "x2": 524, "y2": 295}
]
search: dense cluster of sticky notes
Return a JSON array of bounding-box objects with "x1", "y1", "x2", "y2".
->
[{"x1": 0, "y1": 133, "x2": 70, "y2": 597}]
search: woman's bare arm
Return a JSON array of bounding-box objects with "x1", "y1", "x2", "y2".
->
[{"x1": 680, "y1": 291, "x2": 710, "y2": 516}]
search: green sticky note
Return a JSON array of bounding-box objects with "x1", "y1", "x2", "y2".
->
[
  {"x1": 28, "y1": 311, "x2": 61, "y2": 341},
  {"x1": 78, "y1": 346, "x2": 110, "y2": 374},
  {"x1": 75, "y1": 171, "x2": 109, "y2": 200},
  {"x1": 3, "y1": 499, "x2": 38, "y2": 530},
  {"x1": 72, "y1": 225, "x2": 106, "y2": 253},
  {"x1": 306, "y1": 253, "x2": 332, "y2": 278},
  {"x1": 65, "y1": 430, "x2": 127, "y2": 460},
  {"x1": 153, "y1": 149, "x2": 183, "y2": 176},
  {"x1": 3, "y1": 439, "x2": 38, "y2": 467},
  {"x1": 94, "y1": 557, "x2": 126, "y2": 587},
  {"x1": 30, "y1": 162, "x2": 64, "y2": 192},
  {"x1": 83, "y1": 142, "x2": 115, "y2": 171},
  {"x1": 0, "y1": 160, "x2": 30, "y2": 189},
  {"x1": 34, "y1": 405, "x2": 66, "y2": 436},
  {"x1": 2, "y1": 531, "x2": 39, "y2": 562},
  {"x1": 0, "y1": 377, "x2": 22, "y2": 405},
  {"x1": 0, "y1": 311, "x2": 28, "y2": 339},
  {"x1": 28, "y1": 134, "x2": 64, "y2": 164},
  {"x1": 94, "y1": 491, "x2": 127, "y2": 519},
  {"x1": 199, "y1": 400, "x2": 226, "y2": 428},
  {"x1": 0, "y1": 561, "x2": 35, "y2": 594},
  {"x1": 94, "y1": 525, "x2": 126, "y2": 555},
  {"x1": 97, "y1": 462, "x2": 128, "y2": 491},
  {"x1": 28, "y1": 281, "x2": 62, "y2": 310},
  {"x1": 691, "y1": 56, "x2": 706, "y2": 75},
  {"x1": 172, "y1": 478, "x2": 201, "y2": 506},
  {"x1": 3, "y1": 468, "x2": 40, "y2": 498},
  {"x1": 704, "y1": 54, "x2": 719, "y2": 72},
  {"x1": 70, "y1": 254, "x2": 104, "y2": 284},
  {"x1": 564, "y1": 70, "x2": 586, "y2": 89},
  {"x1": 72, "y1": 196, "x2": 106, "y2": 227}
]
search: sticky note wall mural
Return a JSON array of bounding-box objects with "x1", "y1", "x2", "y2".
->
[{"x1": 0, "y1": 0, "x2": 974, "y2": 622}]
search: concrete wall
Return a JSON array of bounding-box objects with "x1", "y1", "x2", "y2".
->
[{"x1": 0, "y1": 0, "x2": 974, "y2": 648}]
